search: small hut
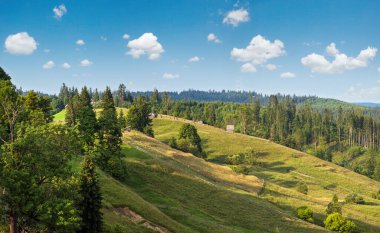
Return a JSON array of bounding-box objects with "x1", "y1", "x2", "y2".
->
[
  {"x1": 149, "y1": 112, "x2": 158, "y2": 119},
  {"x1": 226, "y1": 125, "x2": 235, "y2": 133}
]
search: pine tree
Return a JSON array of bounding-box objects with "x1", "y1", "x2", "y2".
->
[
  {"x1": 326, "y1": 194, "x2": 342, "y2": 214},
  {"x1": 78, "y1": 155, "x2": 103, "y2": 233},
  {"x1": 77, "y1": 87, "x2": 98, "y2": 149}
]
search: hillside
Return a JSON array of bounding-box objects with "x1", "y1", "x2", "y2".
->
[
  {"x1": 50, "y1": 110, "x2": 380, "y2": 232},
  {"x1": 152, "y1": 116, "x2": 380, "y2": 232}
]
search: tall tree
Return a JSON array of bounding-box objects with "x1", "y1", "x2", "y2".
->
[
  {"x1": 77, "y1": 155, "x2": 103, "y2": 233},
  {"x1": 77, "y1": 87, "x2": 98, "y2": 150}
]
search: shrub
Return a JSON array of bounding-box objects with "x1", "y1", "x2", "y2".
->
[
  {"x1": 296, "y1": 182, "x2": 308, "y2": 195},
  {"x1": 228, "y1": 153, "x2": 245, "y2": 165},
  {"x1": 296, "y1": 206, "x2": 314, "y2": 223},
  {"x1": 168, "y1": 137, "x2": 177, "y2": 149},
  {"x1": 177, "y1": 138, "x2": 199, "y2": 156},
  {"x1": 345, "y1": 193, "x2": 365, "y2": 204},
  {"x1": 326, "y1": 194, "x2": 342, "y2": 214},
  {"x1": 324, "y1": 213, "x2": 356, "y2": 233},
  {"x1": 231, "y1": 165, "x2": 250, "y2": 175}
]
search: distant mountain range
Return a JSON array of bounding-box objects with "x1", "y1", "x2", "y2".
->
[{"x1": 354, "y1": 102, "x2": 380, "y2": 108}]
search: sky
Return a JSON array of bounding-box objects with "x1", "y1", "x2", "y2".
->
[{"x1": 1, "y1": 0, "x2": 380, "y2": 102}]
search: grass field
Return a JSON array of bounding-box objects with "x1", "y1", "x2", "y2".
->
[
  {"x1": 152, "y1": 116, "x2": 380, "y2": 232},
  {"x1": 50, "y1": 110, "x2": 380, "y2": 232}
]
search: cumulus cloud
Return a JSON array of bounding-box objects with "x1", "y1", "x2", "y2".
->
[
  {"x1": 266, "y1": 64, "x2": 277, "y2": 71},
  {"x1": 231, "y1": 35, "x2": 285, "y2": 72},
  {"x1": 80, "y1": 59, "x2": 93, "y2": 66},
  {"x1": 53, "y1": 4, "x2": 67, "y2": 19},
  {"x1": 163, "y1": 72, "x2": 179, "y2": 79},
  {"x1": 188, "y1": 56, "x2": 200, "y2": 63},
  {"x1": 122, "y1": 34, "x2": 130, "y2": 40},
  {"x1": 76, "y1": 39, "x2": 85, "y2": 46},
  {"x1": 207, "y1": 33, "x2": 222, "y2": 43},
  {"x1": 42, "y1": 61, "x2": 55, "y2": 69},
  {"x1": 127, "y1": 33, "x2": 164, "y2": 60},
  {"x1": 280, "y1": 72, "x2": 296, "y2": 78},
  {"x1": 223, "y1": 9, "x2": 249, "y2": 27},
  {"x1": 62, "y1": 63, "x2": 71, "y2": 69},
  {"x1": 240, "y1": 63, "x2": 257, "y2": 73},
  {"x1": 4, "y1": 32, "x2": 37, "y2": 55},
  {"x1": 301, "y1": 43, "x2": 377, "y2": 74}
]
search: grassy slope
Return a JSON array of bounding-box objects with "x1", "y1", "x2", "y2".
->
[{"x1": 152, "y1": 116, "x2": 380, "y2": 233}]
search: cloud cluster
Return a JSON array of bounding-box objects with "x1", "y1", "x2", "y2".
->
[
  {"x1": 231, "y1": 35, "x2": 285, "y2": 72},
  {"x1": 122, "y1": 34, "x2": 130, "y2": 40},
  {"x1": 62, "y1": 63, "x2": 71, "y2": 69},
  {"x1": 76, "y1": 39, "x2": 85, "y2": 46},
  {"x1": 127, "y1": 33, "x2": 164, "y2": 60},
  {"x1": 223, "y1": 9, "x2": 249, "y2": 27},
  {"x1": 188, "y1": 56, "x2": 200, "y2": 63},
  {"x1": 301, "y1": 43, "x2": 377, "y2": 74},
  {"x1": 163, "y1": 72, "x2": 179, "y2": 79},
  {"x1": 53, "y1": 4, "x2": 67, "y2": 19},
  {"x1": 5, "y1": 32, "x2": 37, "y2": 55},
  {"x1": 80, "y1": 59, "x2": 93, "y2": 66},
  {"x1": 207, "y1": 33, "x2": 221, "y2": 43},
  {"x1": 42, "y1": 61, "x2": 55, "y2": 69},
  {"x1": 280, "y1": 72, "x2": 296, "y2": 78}
]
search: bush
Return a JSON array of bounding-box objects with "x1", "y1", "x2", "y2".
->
[
  {"x1": 297, "y1": 206, "x2": 314, "y2": 223},
  {"x1": 168, "y1": 137, "x2": 177, "y2": 149},
  {"x1": 231, "y1": 165, "x2": 250, "y2": 175},
  {"x1": 296, "y1": 182, "x2": 308, "y2": 195},
  {"x1": 324, "y1": 213, "x2": 357, "y2": 233},
  {"x1": 345, "y1": 193, "x2": 365, "y2": 204},
  {"x1": 177, "y1": 138, "x2": 200, "y2": 156},
  {"x1": 326, "y1": 194, "x2": 342, "y2": 214}
]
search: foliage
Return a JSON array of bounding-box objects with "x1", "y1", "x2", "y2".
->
[
  {"x1": 324, "y1": 213, "x2": 357, "y2": 233},
  {"x1": 0, "y1": 125, "x2": 81, "y2": 232},
  {"x1": 77, "y1": 155, "x2": 103, "y2": 233},
  {"x1": 178, "y1": 123, "x2": 202, "y2": 154},
  {"x1": 326, "y1": 194, "x2": 342, "y2": 215},
  {"x1": 126, "y1": 96, "x2": 153, "y2": 136},
  {"x1": 296, "y1": 206, "x2": 314, "y2": 223},
  {"x1": 228, "y1": 148, "x2": 264, "y2": 166},
  {"x1": 345, "y1": 193, "x2": 365, "y2": 204}
]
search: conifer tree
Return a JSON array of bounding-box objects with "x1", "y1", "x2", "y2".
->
[
  {"x1": 77, "y1": 87, "x2": 98, "y2": 149},
  {"x1": 77, "y1": 155, "x2": 103, "y2": 233}
]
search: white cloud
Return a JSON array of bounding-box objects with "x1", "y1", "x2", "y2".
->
[
  {"x1": 76, "y1": 39, "x2": 85, "y2": 46},
  {"x1": 240, "y1": 63, "x2": 257, "y2": 73},
  {"x1": 62, "y1": 63, "x2": 71, "y2": 69},
  {"x1": 100, "y1": 36, "x2": 107, "y2": 41},
  {"x1": 377, "y1": 67, "x2": 380, "y2": 72},
  {"x1": 122, "y1": 34, "x2": 130, "y2": 40},
  {"x1": 4, "y1": 32, "x2": 37, "y2": 55},
  {"x1": 301, "y1": 43, "x2": 377, "y2": 74},
  {"x1": 223, "y1": 9, "x2": 249, "y2": 27},
  {"x1": 188, "y1": 56, "x2": 200, "y2": 63},
  {"x1": 53, "y1": 4, "x2": 67, "y2": 19},
  {"x1": 127, "y1": 33, "x2": 164, "y2": 60},
  {"x1": 266, "y1": 64, "x2": 277, "y2": 71},
  {"x1": 42, "y1": 60, "x2": 55, "y2": 69},
  {"x1": 344, "y1": 84, "x2": 380, "y2": 102},
  {"x1": 280, "y1": 72, "x2": 296, "y2": 78},
  {"x1": 231, "y1": 35, "x2": 285, "y2": 72},
  {"x1": 207, "y1": 33, "x2": 222, "y2": 43},
  {"x1": 80, "y1": 59, "x2": 93, "y2": 67},
  {"x1": 163, "y1": 72, "x2": 179, "y2": 79}
]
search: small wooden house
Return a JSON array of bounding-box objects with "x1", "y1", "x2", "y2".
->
[{"x1": 226, "y1": 124, "x2": 234, "y2": 133}]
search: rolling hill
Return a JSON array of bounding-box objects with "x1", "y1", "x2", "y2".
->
[{"x1": 52, "y1": 110, "x2": 380, "y2": 232}]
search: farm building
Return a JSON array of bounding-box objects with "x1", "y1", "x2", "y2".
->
[{"x1": 226, "y1": 125, "x2": 234, "y2": 133}]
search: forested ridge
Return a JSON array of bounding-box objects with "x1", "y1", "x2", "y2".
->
[{"x1": 50, "y1": 83, "x2": 380, "y2": 182}]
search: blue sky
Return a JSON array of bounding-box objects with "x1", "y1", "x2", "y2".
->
[{"x1": 1, "y1": 0, "x2": 380, "y2": 102}]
